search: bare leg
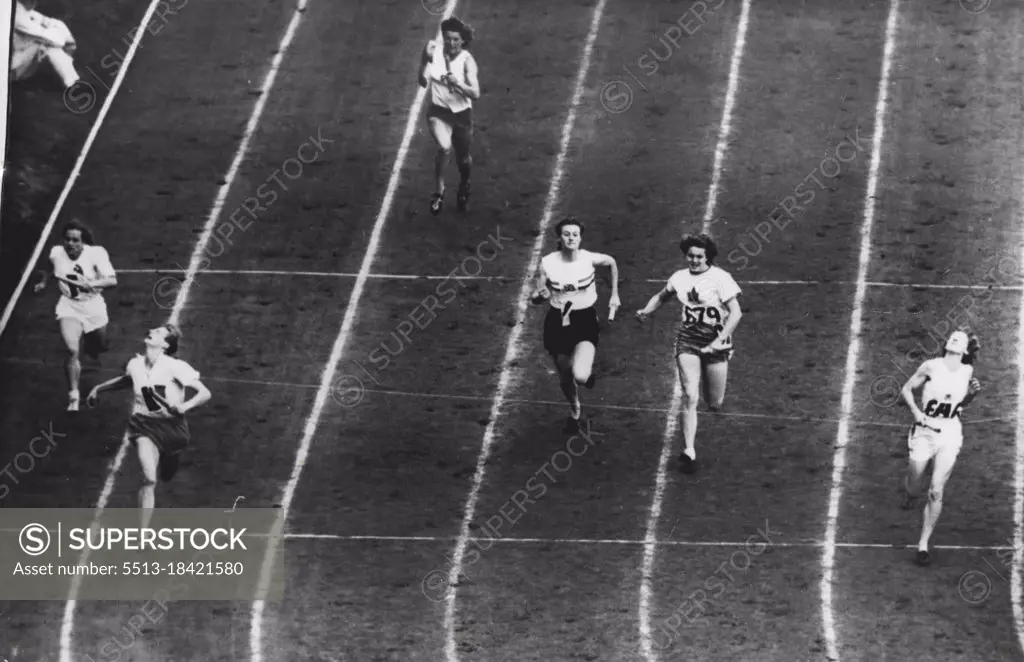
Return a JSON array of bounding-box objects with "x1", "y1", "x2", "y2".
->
[
  {"x1": 919, "y1": 443, "x2": 961, "y2": 552},
  {"x1": 555, "y1": 354, "x2": 579, "y2": 418},
  {"x1": 702, "y1": 359, "x2": 729, "y2": 411},
  {"x1": 572, "y1": 342, "x2": 596, "y2": 386},
  {"x1": 136, "y1": 436, "x2": 161, "y2": 529},
  {"x1": 59, "y1": 318, "x2": 84, "y2": 407},
  {"x1": 428, "y1": 117, "x2": 453, "y2": 198},
  {"x1": 676, "y1": 353, "x2": 703, "y2": 460}
]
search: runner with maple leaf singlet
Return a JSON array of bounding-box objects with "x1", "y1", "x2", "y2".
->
[{"x1": 636, "y1": 233, "x2": 743, "y2": 474}]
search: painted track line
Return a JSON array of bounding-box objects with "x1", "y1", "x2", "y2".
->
[
  {"x1": 440, "y1": 3, "x2": 609, "y2": 660},
  {"x1": 245, "y1": 3, "x2": 466, "y2": 660},
  {"x1": 819, "y1": 2, "x2": 900, "y2": 660},
  {"x1": 637, "y1": 2, "x2": 751, "y2": 661},
  {"x1": 0, "y1": 0, "x2": 168, "y2": 340},
  {"x1": 284, "y1": 534, "x2": 1014, "y2": 551},
  {"x1": 56, "y1": 2, "x2": 311, "y2": 661},
  {"x1": 7, "y1": 354, "x2": 1009, "y2": 428},
  {"x1": 113, "y1": 268, "x2": 1024, "y2": 291},
  {"x1": 1014, "y1": 109, "x2": 1024, "y2": 661},
  {"x1": 0, "y1": 525, "x2": 1011, "y2": 552}
]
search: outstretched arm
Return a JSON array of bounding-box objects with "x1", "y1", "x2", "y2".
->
[
  {"x1": 86, "y1": 374, "x2": 132, "y2": 407},
  {"x1": 636, "y1": 282, "x2": 674, "y2": 321}
]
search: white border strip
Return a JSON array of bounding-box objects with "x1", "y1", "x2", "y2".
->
[
  {"x1": 819, "y1": 3, "x2": 900, "y2": 660},
  {"x1": 56, "y1": 2, "x2": 311, "y2": 660}
]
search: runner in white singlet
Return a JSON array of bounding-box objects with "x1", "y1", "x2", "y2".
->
[
  {"x1": 900, "y1": 330, "x2": 982, "y2": 566},
  {"x1": 88, "y1": 324, "x2": 211, "y2": 528},
  {"x1": 531, "y1": 217, "x2": 620, "y2": 434},
  {"x1": 32, "y1": 220, "x2": 118, "y2": 411},
  {"x1": 418, "y1": 17, "x2": 480, "y2": 215},
  {"x1": 636, "y1": 233, "x2": 743, "y2": 474}
]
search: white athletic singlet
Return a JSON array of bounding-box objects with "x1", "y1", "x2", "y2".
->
[
  {"x1": 426, "y1": 41, "x2": 473, "y2": 113},
  {"x1": 126, "y1": 354, "x2": 201, "y2": 419},
  {"x1": 49, "y1": 244, "x2": 114, "y2": 303},
  {"x1": 668, "y1": 266, "x2": 741, "y2": 349},
  {"x1": 542, "y1": 250, "x2": 598, "y2": 312},
  {"x1": 918, "y1": 358, "x2": 972, "y2": 433}
]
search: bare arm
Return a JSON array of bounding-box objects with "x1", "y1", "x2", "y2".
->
[
  {"x1": 961, "y1": 371, "x2": 981, "y2": 409},
  {"x1": 32, "y1": 269, "x2": 49, "y2": 293},
  {"x1": 418, "y1": 42, "x2": 433, "y2": 88},
  {"x1": 901, "y1": 363, "x2": 930, "y2": 422},
  {"x1": 89, "y1": 272, "x2": 118, "y2": 291},
  {"x1": 178, "y1": 379, "x2": 212, "y2": 414},
  {"x1": 592, "y1": 253, "x2": 620, "y2": 319},
  {"x1": 718, "y1": 297, "x2": 742, "y2": 340},
  {"x1": 636, "y1": 283, "x2": 674, "y2": 320},
  {"x1": 86, "y1": 374, "x2": 132, "y2": 407},
  {"x1": 530, "y1": 264, "x2": 550, "y2": 305}
]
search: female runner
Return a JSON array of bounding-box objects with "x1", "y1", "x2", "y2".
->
[
  {"x1": 531, "y1": 217, "x2": 620, "y2": 433},
  {"x1": 32, "y1": 219, "x2": 118, "y2": 411},
  {"x1": 900, "y1": 330, "x2": 981, "y2": 566},
  {"x1": 418, "y1": 16, "x2": 481, "y2": 214},
  {"x1": 636, "y1": 233, "x2": 742, "y2": 474}
]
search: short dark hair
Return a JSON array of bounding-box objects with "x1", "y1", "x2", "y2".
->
[
  {"x1": 441, "y1": 17, "x2": 473, "y2": 47},
  {"x1": 162, "y1": 323, "x2": 181, "y2": 356},
  {"x1": 63, "y1": 219, "x2": 95, "y2": 245},
  {"x1": 679, "y1": 233, "x2": 718, "y2": 264},
  {"x1": 554, "y1": 216, "x2": 584, "y2": 237}
]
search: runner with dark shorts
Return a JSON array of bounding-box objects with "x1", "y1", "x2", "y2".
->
[
  {"x1": 87, "y1": 324, "x2": 211, "y2": 527},
  {"x1": 532, "y1": 217, "x2": 620, "y2": 434}
]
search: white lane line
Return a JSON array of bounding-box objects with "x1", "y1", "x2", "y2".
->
[
  {"x1": 819, "y1": 2, "x2": 900, "y2": 661},
  {"x1": 245, "y1": 2, "x2": 464, "y2": 660},
  {"x1": 0, "y1": 0, "x2": 169, "y2": 340},
  {"x1": 439, "y1": 3, "x2": 609, "y2": 660},
  {"x1": 56, "y1": 2, "x2": 312, "y2": 661},
  {"x1": 112, "y1": 268, "x2": 1024, "y2": 291},
  {"x1": 280, "y1": 534, "x2": 1014, "y2": 552},
  {"x1": 637, "y1": 2, "x2": 751, "y2": 660},
  {"x1": 6, "y1": 354, "x2": 1006, "y2": 430}
]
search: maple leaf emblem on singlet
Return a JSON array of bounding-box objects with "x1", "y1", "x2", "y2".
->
[{"x1": 687, "y1": 287, "x2": 701, "y2": 304}]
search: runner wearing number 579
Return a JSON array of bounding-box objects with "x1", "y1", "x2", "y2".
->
[
  {"x1": 32, "y1": 220, "x2": 118, "y2": 412},
  {"x1": 87, "y1": 324, "x2": 211, "y2": 528},
  {"x1": 636, "y1": 233, "x2": 743, "y2": 474}
]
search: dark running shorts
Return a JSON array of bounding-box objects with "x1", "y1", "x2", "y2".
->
[
  {"x1": 127, "y1": 413, "x2": 190, "y2": 481},
  {"x1": 674, "y1": 324, "x2": 733, "y2": 364},
  {"x1": 426, "y1": 104, "x2": 473, "y2": 150},
  {"x1": 544, "y1": 306, "x2": 600, "y2": 357}
]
